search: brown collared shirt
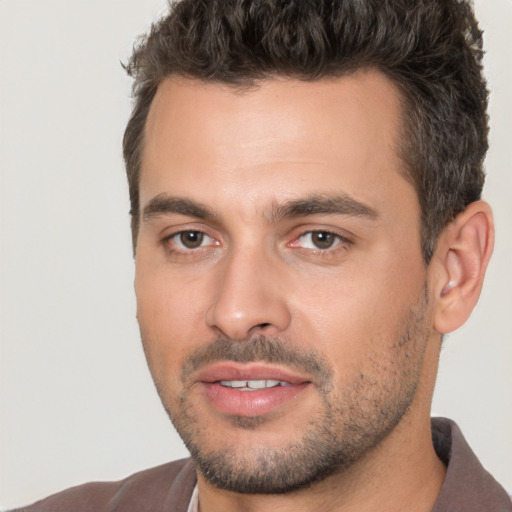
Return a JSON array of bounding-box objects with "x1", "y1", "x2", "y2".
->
[{"x1": 10, "y1": 418, "x2": 512, "y2": 512}]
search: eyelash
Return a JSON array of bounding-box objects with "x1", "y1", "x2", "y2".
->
[
  {"x1": 290, "y1": 230, "x2": 351, "y2": 251},
  {"x1": 161, "y1": 228, "x2": 352, "y2": 257},
  {"x1": 163, "y1": 230, "x2": 217, "y2": 253}
]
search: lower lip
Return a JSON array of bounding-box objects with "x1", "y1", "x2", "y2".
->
[{"x1": 202, "y1": 382, "x2": 309, "y2": 417}]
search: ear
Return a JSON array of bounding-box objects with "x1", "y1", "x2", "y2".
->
[{"x1": 430, "y1": 201, "x2": 494, "y2": 334}]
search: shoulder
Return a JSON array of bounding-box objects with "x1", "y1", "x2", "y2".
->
[
  {"x1": 8, "y1": 458, "x2": 196, "y2": 512},
  {"x1": 432, "y1": 418, "x2": 512, "y2": 512}
]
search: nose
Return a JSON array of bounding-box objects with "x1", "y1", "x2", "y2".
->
[{"x1": 205, "y1": 245, "x2": 292, "y2": 341}]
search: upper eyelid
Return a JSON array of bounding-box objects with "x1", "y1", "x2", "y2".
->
[
  {"x1": 159, "y1": 229, "x2": 208, "y2": 250},
  {"x1": 296, "y1": 231, "x2": 351, "y2": 245},
  {"x1": 286, "y1": 230, "x2": 354, "y2": 255},
  {"x1": 161, "y1": 224, "x2": 216, "y2": 240},
  {"x1": 166, "y1": 229, "x2": 215, "y2": 243},
  {"x1": 292, "y1": 227, "x2": 354, "y2": 242},
  {"x1": 300, "y1": 229, "x2": 350, "y2": 239}
]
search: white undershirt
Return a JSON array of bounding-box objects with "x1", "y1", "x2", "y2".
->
[{"x1": 187, "y1": 484, "x2": 199, "y2": 512}]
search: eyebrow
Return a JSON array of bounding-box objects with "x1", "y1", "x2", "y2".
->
[
  {"x1": 142, "y1": 194, "x2": 217, "y2": 222},
  {"x1": 268, "y1": 194, "x2": 378, "y2": 222},
  {"x1": 142, "y1": 193, "x2": 378, "y2": 224}
]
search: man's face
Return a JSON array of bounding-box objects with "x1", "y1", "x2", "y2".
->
[{"x1": 135, "y1": 71, "x2": 434, "y2": 492}]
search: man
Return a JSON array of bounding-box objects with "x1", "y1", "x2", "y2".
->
[{"x1": 11, "y1": 0, "x2": 511, "y2": 511}]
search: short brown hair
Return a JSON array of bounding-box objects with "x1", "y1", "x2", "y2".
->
[{"x1": 123, "y1": 0, "x2": 488, "y2": 262}]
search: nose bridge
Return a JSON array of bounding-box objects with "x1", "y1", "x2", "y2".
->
[{"x1": 206, "y1": 241, "x2": 291, "y2": 340}]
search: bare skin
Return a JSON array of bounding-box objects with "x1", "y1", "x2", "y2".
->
[{"x1": 134, "y1": 71, "x2": 493, "y2": 512}]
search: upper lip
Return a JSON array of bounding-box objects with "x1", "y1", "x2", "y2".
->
[{"x1": 195, "y1": 362, "x2": 311, "y2": 385}]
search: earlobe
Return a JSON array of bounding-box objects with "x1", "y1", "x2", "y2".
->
[{"x1": 432, "y1": 201, "x2": 494, "y2": 334}]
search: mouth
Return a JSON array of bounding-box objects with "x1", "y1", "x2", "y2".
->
[
  {"x1": 218, "y1": 379, "x2": 292, "y2": 390},
  {"x1": 195, "y1": 363, "x2": 311, "y2": 417}
]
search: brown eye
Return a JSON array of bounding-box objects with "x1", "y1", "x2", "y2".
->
[
  {"x1": 310, "y1": 232, "x2": 336, "y2": 249},
  {"x1": 293, "y1": 231, "x2": 345, "y2": 251},
  {"x1": 179, "y1": 231, "x2": 205, "y2": 249}
]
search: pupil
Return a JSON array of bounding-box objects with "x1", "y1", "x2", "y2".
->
[
  {"x1": 312, "y1": 232, "x2": 334, "y2": 249},
  {"x1": 180, "y1": 231, "x2": 203, "y2": 248}
]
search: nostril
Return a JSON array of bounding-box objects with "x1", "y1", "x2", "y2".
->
[{"x1": 256, "y1": 323, "x2": 271, "y2": 329}]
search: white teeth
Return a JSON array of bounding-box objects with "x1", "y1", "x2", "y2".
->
[
  {"x1": 262, "y1": 379, "x2": 281, "y2": 388},
  {"x1": 219, "y1": 379, "x2": 290, "y2": 390},
  {"x1": 226, "y1": 380, "x2": 247, "y2": 388},
  {"x1": 247, "y1": 380, "x2": 267, "y2": 389}
]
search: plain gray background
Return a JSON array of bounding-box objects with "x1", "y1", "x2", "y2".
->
[{"x1": 1, "y1": 0, "x2": 511, "y2": 509}]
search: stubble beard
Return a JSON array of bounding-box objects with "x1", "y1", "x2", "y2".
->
[{"x1": 150, "y1": 288, "x2": 430, "y2": 494}]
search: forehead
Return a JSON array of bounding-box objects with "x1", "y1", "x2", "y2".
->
[{"x1": 140, "y1": 71, "x2": 414, "y2": 219}]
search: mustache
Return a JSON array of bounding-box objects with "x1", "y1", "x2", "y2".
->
[{"x1": 180, "y1": 335, "x2": 333, "y2": 390}]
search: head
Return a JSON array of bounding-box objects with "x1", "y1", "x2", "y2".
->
[{"x1": 124, "y1": 0, "x2": 493, "y2": 497}]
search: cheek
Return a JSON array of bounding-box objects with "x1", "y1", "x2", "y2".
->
[
  {"x1": 288, "y1": 249, "x2": 426, "y2": 373},
  {"x1": 134, "y1": 265, "x2": 212, "y2": 378}
]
